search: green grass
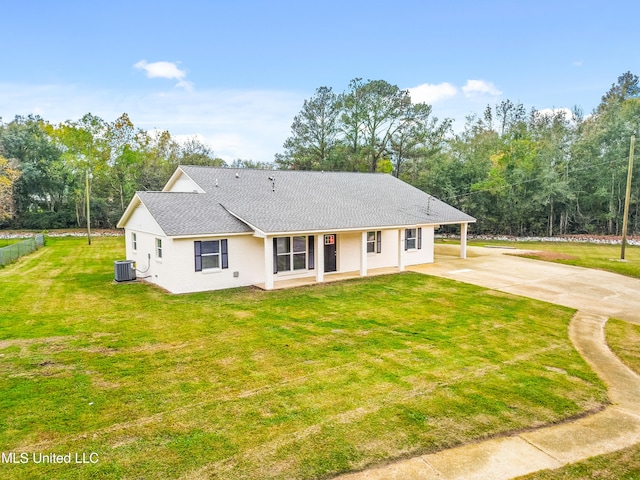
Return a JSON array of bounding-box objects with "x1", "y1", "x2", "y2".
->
[
  {"x1": 0, "y1": 237, "x2": 607, "y2": 479},
  {"x1": 0, "y1": 238, "x2": 23, "y2": 248},
  {"x1": 516, "y1": 319, "x2": 640, "y2": 480},
  {"x1": 463, "y1": 239, "x2": 640, "y2": 279}
]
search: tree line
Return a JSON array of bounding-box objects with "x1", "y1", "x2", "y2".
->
[
  {"x1": 1, "y1": 72, "x2": 639, "y2": 235},
  {"x1": 0, "y1": 114, "x2": 267, "y2": 229},
  {"x1": 277, "y1": 72, "x2": 640, "y2": 236}
]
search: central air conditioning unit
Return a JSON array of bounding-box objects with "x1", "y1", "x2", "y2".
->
[{"x1": 114, "y1": 260, "x2": 136, "y2": 282}]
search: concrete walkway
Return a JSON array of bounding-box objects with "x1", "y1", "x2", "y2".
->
[{"x1": 334, "y1": 245, "x2": 640, "y2": 480}]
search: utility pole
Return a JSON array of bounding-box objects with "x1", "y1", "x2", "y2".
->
[
  {"x1": 86, "y1": 170, "x2": 91, "y2": 246},
  {"x1": 621, "y1": 134, "x2": 635, "y2": 260}
]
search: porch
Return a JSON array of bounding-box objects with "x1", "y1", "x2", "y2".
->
[{"x1": 255, "y1": 266, "x2": 401, "y2": 290}]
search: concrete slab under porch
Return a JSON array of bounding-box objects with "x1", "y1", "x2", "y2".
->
[{"x1": 254, "y1": 266, "x2": 401, "y2": 290}]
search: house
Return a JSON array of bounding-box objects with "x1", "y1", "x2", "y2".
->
[{"x1": 116, "y1": 166, "x2": 475, "y2": 294}]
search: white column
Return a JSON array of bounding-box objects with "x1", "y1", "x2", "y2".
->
[
  {"x1": 397, "y1": 229, "x2": 405, "y2": 271},
  {"x1": 460, "y1": 223, "x2": 468, "y2": 259},
  {"x1": 316, "y1": 234, "x2": 324, "y2": 283},
  {"x1": 264, "y1": 236, "x2": 274, "y2": 290},
  {"x1": 360, "y1": 231, "x2": 368, "y2": 277}
]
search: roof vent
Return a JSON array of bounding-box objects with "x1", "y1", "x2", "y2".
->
[
  {"x1": 268, "y1": 175, "x2": 275, "y2": 192},
  {"x1": 235, "y1": 172, "x2": 240, "y2": 178},
  {"x1": 215, "y1": 179, "x2": 219, "y2": 187}
]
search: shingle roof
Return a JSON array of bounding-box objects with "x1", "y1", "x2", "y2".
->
[
  {"x1": 135, "y1": 166, "x2": 475, "y2": 236},
  {"x1": 136, "y1": 192, "x2": 253, "y2": 236}
]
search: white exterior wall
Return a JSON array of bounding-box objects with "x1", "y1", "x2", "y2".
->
[
  {"x1": 336, "y1": 227, "x2": 434, "y2": 272},
  {"x1": 166, "y1": 175, "x2": 203, "y2": 193},
  {"x1": 366, "y1": 229, "x2": 401, "y2": 270},
  {"x1": 336, "y1": 232, "x2": 361, "y2": 273},
  {"x1": 123, "y1": 204, "x2": 168, "y2": 290},
  {"x1": 122, "y1": 207, "x2": 437, "y2": 293},
  {"x1": 403, "y1": 225, "x2": 435, "y2": 266},
  {"x1": 161, "y1": 235, "x2": 265, "y2": 294},
  {"x1": 123, "y1": 202, "x2": 266, "y2": 294}
]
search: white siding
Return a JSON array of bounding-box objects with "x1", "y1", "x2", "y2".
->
[
  {"x1": 335, "y1": 227, "x2": 434, "y2": 272},
  {"x1": 124, "y1": 229, "x2": 167, "y2": 290},
  {"x1": 157, "y1": 235, "x2": 265, "y2": 294},
  {"x1": 366, "y1": 229, "x2": 400, "y2": 269},
  {"x1": 165, "y1": 174, "x2": 204, "y2": 193},
  {"x1": 126, "y1": 204, "x2": 164, "y2": 236},
  {"x1": 403, "y1": 225, "x2": 435, "y2": 266},
  {"x1": 122, "y1": 216, "x2": 437, "y2": 293},
  {"x1": 123, "y1": 204, "x2": 168, "y2": 290},
  {"x1": 336, "y1": 232, "x2": 361, "y2": 272}
]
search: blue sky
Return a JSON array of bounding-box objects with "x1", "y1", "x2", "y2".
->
[{"x1": 1, "y1": 0, "x2": 637, "y2": 163}]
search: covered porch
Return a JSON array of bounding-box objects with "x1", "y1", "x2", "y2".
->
[
  {"x1": 255, "y1": 266, "x2": 402, "y2": 290},
  {"x1": 257, "y1": 222, "x2": 470, "y2": 291}
]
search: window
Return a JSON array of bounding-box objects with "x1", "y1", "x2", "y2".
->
[
  {"x1": 195, "y1": 240, "x2": 228, "y2": 271},
  {"x1": 273, "y1": 236, "x2": 314, "y2": 273},
  {"x1": 156, "y1": 238, "x2": 163, "y2": 258},
  {"x1": 367, "y1": 231, "x2": 381, "y2": 253},
  {"x1": 132, "y1": 232, "x2": 137, "y2": 251},
  {"x1": 404, "y1": 228, "x2": 422, "y2": 251}
]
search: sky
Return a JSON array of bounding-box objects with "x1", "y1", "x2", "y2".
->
[{"x1": 1, "y1": 0, "x2": 638, "y2": 163}]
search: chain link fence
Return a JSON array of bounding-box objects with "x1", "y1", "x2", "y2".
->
[{"x1": 0, "y1": 234, "x2": 45, "y2": 266}]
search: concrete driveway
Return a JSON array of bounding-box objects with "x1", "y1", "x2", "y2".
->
[
  {"x1": 410, "y1": 244, "x2": 640, "y2": 324},
  {"x1": 335, "y1": 244, "x2": 640, "y2": 480}
]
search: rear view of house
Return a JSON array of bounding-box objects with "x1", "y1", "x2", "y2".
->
[{"x1": 117, "y1": 166, "x2": 475, "y2": 293}]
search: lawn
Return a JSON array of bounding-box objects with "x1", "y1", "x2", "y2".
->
[
  {"x1": 0, "y1": 236, "x2": 607, "y2": 479},
  {"x1": 516, "y1": 319, "x2": 640, "y2": 480},
  {"x1": 462, "y1": 239, "x2": 640, "y2": 279},
  {"x1": 0, "y1": 238, "x2": 24, "y2": 248}
]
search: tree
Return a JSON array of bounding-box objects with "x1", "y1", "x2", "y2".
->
[
  {"x1": 0, "y1": 115, "x2": 71, "y2": 227},
  {"x1": 339, "y1": 79, "x2": 412, "y2": 172},
  {"x1": 47, "y1": 113, "x2": 110, "y2": 227},
  {"x1": 135, "y1": 129, "x2": 182, "y2": 190},
  {"x1": 178, "y1": 137, "x2": 226, "y2": 167},
  {"x1": 598, "y1": 71, "x2": 640, "y2": 113},
  {"x1": 277, "y1": 86, "x2": 341, "y2": 170},
  {"x1": 573, "y1": 95, "x2": 640, "y2": 234},
  {"x1": 495, "y1": 99, "x2": 527, "y2": 137},
  {"x1": 529, "y1": 108, "x2": 577, "y2": 235},
  {"x1": 0, "y1": 156, "x2": 20, "y2": 221},
  {"x1": 107, "y1": 113, "x2": 140, "y2": 213},
  {"x1": 390, "y1": 102, "x2": 452, "y2": 180},
  {"x1": 229, "y1": 159, "x2": 274, "y2": 169}
]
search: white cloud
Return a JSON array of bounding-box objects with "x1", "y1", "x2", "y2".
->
[
  {"x1": 407, "y1": 82, "x2": 458, "y2": 104},
  {"x1": 462, "y1": 79, "x2": 502, "y2": 98},
  {"x1": 533, "y1": 107, "x2": 578, "y2": 124},
  {"x1": 572, "y1": 60, "x2": 584, "y2": 67},
  {"x1": 134, "y1": 60, "x2": 194, "y2": 90},
  {"x1": 535, "y1": 107, "x2": 572, "y2": 117}
]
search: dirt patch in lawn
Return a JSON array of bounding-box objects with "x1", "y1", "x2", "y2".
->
[{"x1": 509, "y1": 250, "x2": 578, "y2": 261}]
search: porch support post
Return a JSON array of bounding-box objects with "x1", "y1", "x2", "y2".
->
[
  {"x1": 264, "y1": 236, "x2": 274, "y2": 290},
  {"x1": 360, "y1": 231, "x2": 368, "y2": 277},
  {"x1": 398, "y1": 229, "x2": 405, "y2": 272},
  {"x1": 460, "y1": 223, "x2": 468, "y2": 259},
  {"x1": 316, "y1": 234, "x2": 325, "y2": 283}
]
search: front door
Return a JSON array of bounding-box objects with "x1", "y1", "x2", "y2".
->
[{"x1": 324, "y1": 234, "x2": 337, "y2": 272}]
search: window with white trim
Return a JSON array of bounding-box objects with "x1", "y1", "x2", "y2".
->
[
  {"x1": 156, "y1": 238, "x2": 163, "y2": 258},
  {"x1": 273, "y1": 236, "x2": 314, "y2": 273},
  {"x1": 367, "y1": 231, "x2": 381, "y2": 253},
  {"x1": 195, "y1": 240, "x2": 228, "y2": 271},
  {"x1": 132, "y1": 232, "x2": 137, "y2": 251}
]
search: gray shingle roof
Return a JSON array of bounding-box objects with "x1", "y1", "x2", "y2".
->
[
  {"x1": 136, "y1": 192, "x2": 253, "y2": 236},
  {"x1": 137, "y1": 166, "x2": 475, "y2": 236}
]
